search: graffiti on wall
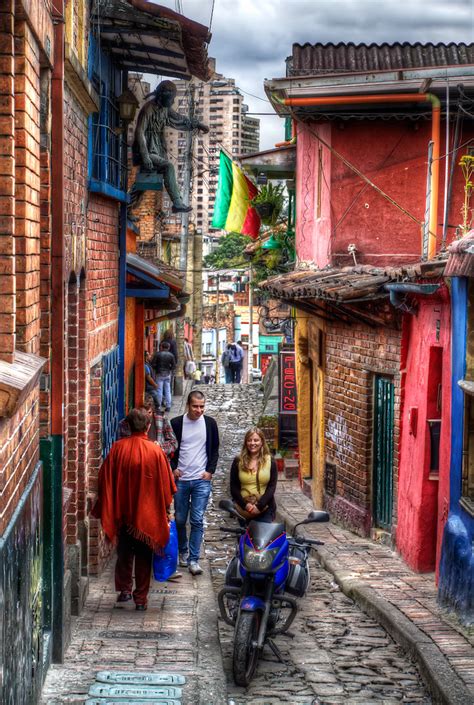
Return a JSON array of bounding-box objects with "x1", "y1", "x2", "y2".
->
[{"x1": 0, "y1": 464, "x2": 43, "y2": 705}]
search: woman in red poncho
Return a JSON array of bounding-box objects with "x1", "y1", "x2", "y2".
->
[{"x1": 92, "y1": 407, "x2": 176, "y2": 610}]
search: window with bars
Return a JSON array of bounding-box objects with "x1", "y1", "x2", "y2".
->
[{"x1": 88, "y1": 34, "x2": 127, "y2": 198}]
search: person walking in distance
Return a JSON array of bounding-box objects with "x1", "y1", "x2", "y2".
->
[
  {"x1": 92, "y1": 408, "x2": 176, "y2": 610},
  {"x1": 229, "y1": 341, "x2": 244, "y2": 383},
  {"x1": 221, "y1": 344, "x2": 232, "y2": 383},
  {"x1": 151, "y1": 340, "x2": 176, "y2": 411},
  {"x1": 170, "y1": 390, "x2": 219, "y2": 575}
]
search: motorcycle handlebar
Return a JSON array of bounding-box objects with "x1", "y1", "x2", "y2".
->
[
  {"x1": 219, "y1": 526, "x2": 244, "y2": 535},
  {"x1": 289, "y1": 536, "x2": 324, "y2": 547}
]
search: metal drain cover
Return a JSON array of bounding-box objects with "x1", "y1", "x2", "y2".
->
[
  {"x1": 96, "y1": 671, "x2": 185, "y2": 686},
  {"x1": 86, "y1": 700, "x2": 181, "y2": 705},
  {"x1": 88, "y1": 684, "x2": 182, "y2": 699},
  {"x1": 98, "y1": 631, "x2": 171, "y2": 640}
]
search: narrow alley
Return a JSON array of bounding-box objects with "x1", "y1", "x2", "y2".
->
[{"x1": 42, "y1": 383, "x2": 441, "y2": 705}]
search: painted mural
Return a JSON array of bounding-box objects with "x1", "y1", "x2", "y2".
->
[{"x1": 0, "y1": 464, "x2": 44, "y2": 704}]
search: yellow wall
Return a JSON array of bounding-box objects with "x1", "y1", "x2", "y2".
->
[
  {"x1": 295, "y1": 309, "x2": 326, "y2": 508},
  {"x1": 295, "y1": 310, "x2": 311, "y2": 478}
]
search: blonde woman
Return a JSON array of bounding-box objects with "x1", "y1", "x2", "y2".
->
[{"x1": 230, "y1": 428, "x2": 278, "y2": 523}]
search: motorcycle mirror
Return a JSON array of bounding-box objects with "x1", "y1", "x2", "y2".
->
[
  {"x1": 303, "y1": 510, "x2": 330, "y2": 524},
  {"x1": 219, "y1": 499, "x2": 234, "y2": 512}
]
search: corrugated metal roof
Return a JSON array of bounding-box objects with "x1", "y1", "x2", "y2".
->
[{"x1": 288, "y1": 42, "x2": 474, "y2": 77}]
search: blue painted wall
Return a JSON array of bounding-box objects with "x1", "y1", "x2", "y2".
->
[{"x1": 438, "y1": 277, "x2": 474, "y2": 624}]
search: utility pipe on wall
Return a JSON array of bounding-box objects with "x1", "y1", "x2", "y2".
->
[
  {"x1": 273, "y1": 92, "x2": 441, "y2": 259},
  {"x1": 51, "y1": 0, "x2": 65, "y2": 662}
]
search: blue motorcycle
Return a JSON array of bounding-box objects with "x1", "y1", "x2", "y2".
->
[{"x1": 217, "y1": 499, "x2": 329, "y2": 686}]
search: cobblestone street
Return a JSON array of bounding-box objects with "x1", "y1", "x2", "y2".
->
[
  {"x1": 204, "y1": 383, "x2": 432, "y2": 705},
  {"x1": 42, "y1": 382, "x2": 465, "y2": 705}
]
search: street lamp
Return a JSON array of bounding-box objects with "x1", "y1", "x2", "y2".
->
[{"x1": 117, "y1": 88, "x2": 139, "y2": 124}]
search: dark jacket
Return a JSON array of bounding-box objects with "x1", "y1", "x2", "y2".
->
[
  {"x1": 230, "y1": 456, "x2": 277, "y2": 513},
  {"x1": 151, "y1": 350, "x2": 176, "y2": 376},
  {"x1": 170, "y1": 414, "x2": 219, "y2": 474}
]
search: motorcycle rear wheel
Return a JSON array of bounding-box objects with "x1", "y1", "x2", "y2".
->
[{"x1": 233, "y1": 611, "x2": 261, "y2": 686}]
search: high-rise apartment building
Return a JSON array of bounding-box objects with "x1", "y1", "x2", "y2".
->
[{"x1": 163, "y1": 58, "x2": 260, "y2": 245}]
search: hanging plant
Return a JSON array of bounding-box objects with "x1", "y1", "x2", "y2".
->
[
  {"x1": 251, "y1": 182, "x2": 286, "y2": 226},
  {"x1": 459, "y1": 154, "x2": 474, "y2": 235}
]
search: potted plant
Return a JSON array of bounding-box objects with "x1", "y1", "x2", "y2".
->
[
  {"x1": 258, "y1": 414, "x2": 278, "y2": 449},
  {"x1": 251, "y1": 182, "x2": 285, "y2": 226}
]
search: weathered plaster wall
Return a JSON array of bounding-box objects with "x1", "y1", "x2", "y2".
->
[
  {"x1": 296, "y1": 119, "x2": 470, "y2": 268},
  {"x1": 396, "y1": 289, "x2": 451, "y2": 573}
]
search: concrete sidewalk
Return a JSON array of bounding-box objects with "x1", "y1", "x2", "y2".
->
[{"x1": 276, "y1": 477, "x2": 474, "y2": 705}]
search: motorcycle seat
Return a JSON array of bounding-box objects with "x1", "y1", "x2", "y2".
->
[{"x1": 247, "y1": 521, "x2": 286, "y2": 550}]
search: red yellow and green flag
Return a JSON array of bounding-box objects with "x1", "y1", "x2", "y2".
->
[{"x1": 211, "y1": 151, "x2": 261, "y2": 238}]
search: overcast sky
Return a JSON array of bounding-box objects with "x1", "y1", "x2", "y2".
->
[{"x1": 153, "y1": 0, "x2": 474, "y2": 149}]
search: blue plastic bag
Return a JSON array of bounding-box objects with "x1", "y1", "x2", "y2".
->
[{"x1": 153, "y1": 520, "x2": 178, "y2": 582}]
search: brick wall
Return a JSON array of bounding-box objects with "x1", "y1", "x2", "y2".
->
[
  {"x1": 14, "y1": 20, "x2": 41, "y2": 355},
  {"x1": 63, "y1": 84, "x2": 89, "y2": 549},
  {"x1": 39, "y1": 73, "x2": 51, "y2": 437},
  {"x1": 0, "y1": 0, "x2": 15, "y2": 362},
  {"x1": 324, "y1": 320, "x2": 402, "y2": 536},
  {"x1": 87, "y1": 194, "x2": 119, "y2": 363},
  {"x1": 0, "y1": 388, "x2": 40, "y2": 535},
  {"x1": 85, "y1": 195, "x2": 120, "y2": 573},
  {"x1": 0, "y1": 12, "x2": 43, "y2": 533}
]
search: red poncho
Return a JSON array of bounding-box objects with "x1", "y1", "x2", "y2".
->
[{"x1": 92, "y1": 432, "x2": 176, "y2": 551}]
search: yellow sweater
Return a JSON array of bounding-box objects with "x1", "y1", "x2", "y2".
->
[{"x1": 239, "y1": 457, "x2": 272, "y2": 501}]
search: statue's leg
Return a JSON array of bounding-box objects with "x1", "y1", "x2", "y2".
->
[{"x1": 153, "y1": 157, "x2": 192, "y2": 213}]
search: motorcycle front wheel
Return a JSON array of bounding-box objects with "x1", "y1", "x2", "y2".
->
[{"x1": 233, "y1": 611, "x2": 261, "y2": 686}]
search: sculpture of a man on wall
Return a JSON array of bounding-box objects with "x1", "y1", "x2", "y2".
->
[{"x1": 130, "y1": 80, "x2": 209, "y2": 213}]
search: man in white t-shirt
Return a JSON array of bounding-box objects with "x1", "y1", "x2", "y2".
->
[{"x1": 170, "y1": 391, "x2": 219, "y2": 575}]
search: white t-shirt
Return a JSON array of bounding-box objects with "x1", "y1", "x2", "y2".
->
[{"x1": 178, "y1": 414, "x2": 207, "y2": 480}]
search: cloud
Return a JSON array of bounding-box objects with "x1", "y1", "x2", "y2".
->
[{"x1": 154, "y1": 0, "x2": 474, "y2": 147}]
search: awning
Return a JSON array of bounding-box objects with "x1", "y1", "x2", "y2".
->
[
  {"x1": 240, "y1": 145, "x2": 296, "y2": 180},
  {"x1": 91, "y1": 0, "x2": 211, "y2": 81}
]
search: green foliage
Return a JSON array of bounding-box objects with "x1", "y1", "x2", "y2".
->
[
  {"x1": 250, "y1": 228, "x2": 296, "y2": 286},
  {"x1": 251, "y1": 182, "x2": 286, "y2": 226},
  {"x1": 203, "y1": 232, "x2": 252, "y2": 269}
]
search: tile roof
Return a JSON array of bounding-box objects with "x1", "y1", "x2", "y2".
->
[
  {"x1": 260, "y1": 259, "x2": 446, "y2": 303},
  {"x1": 445, "y1": 232, "x2": 474, "y2": 277},
  {"x1": 288, "y1": 42, "x2": 474, "y2": 77}
]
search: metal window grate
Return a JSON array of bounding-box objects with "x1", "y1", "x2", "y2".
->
[{"x1": 102, "y1": 347, "x2": 120, "y2": 458}]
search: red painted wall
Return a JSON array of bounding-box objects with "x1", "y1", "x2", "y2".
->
[
  {"x1": 296, "y1": 119, "x2": 467, "y2": 267},
  {"x1": 396, "y1": 288, "x2": 451, "y2": 573}
]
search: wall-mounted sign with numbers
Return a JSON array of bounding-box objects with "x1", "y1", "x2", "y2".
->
[{"x1": 279, "y1": 350, "x2": 297, "y2": 414}]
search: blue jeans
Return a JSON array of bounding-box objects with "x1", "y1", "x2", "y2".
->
[
  {"x1": 224, "y1": 367, "x2": 232, "y2": 383},
  {"x1": 146, "y1": 388, "x2": 160, "y2": 411},
  {"x1": 174, "y1": 479, "x2": 212, "y2": 563},
  {"x1": 156, "y1": 375, "x2": 171, "y2": 410}
]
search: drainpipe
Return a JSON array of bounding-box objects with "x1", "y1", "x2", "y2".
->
[
  {"x1": 273, "y1": 92, "x2": 441, "y2": 259},
  {"x1": 384, "y1": 282, "x2": 440, "y2": 314},
  {"x1": 275, "y1": 118, "x2": 297, "y2": 148},
  {"x1": 51, "y1": 0, "x2": 65, "y2": 662}
]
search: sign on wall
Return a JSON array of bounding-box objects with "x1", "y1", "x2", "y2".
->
[{"x1": 279, "y1": 350, "x2": 297, "y2": 414}]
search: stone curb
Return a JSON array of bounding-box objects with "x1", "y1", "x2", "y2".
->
[
  {"x1": 195, "y1": 558, "x2": 228, "y2": 705},
  {"x1": 277, "y1": 504, "x2": 473, "y2": 705}
]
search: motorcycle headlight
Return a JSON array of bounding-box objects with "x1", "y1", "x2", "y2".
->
[{"x1": 243, "y1": 546, "x2": 279, "y2": 571}]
